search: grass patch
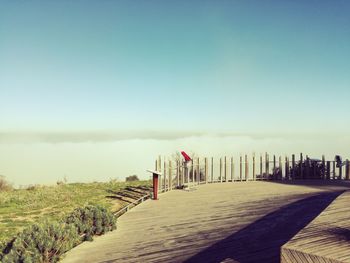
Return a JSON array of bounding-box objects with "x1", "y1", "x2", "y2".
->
[{"x1": 0, "y1": 180, "x2": 151, "y2": 243}]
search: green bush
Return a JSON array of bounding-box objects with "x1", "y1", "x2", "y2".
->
[
  {"x1": 0, "y1": 176, "x2": 12, "y2": 192},
  {"x1": 0, "y1": 205, "x2": 116, "y2": 262},
  {"x1": 65, "y1": 205, "x2": 116, "y2": 241},
  {"x1": 125, "y1": 175, "x2": 139, "y2": 182},
  {"x1": 0, "y1": 221, "x2": 79, "y2": 263}
]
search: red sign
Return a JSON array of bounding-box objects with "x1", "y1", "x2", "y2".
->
[{"x1": 181, "y1": 151, "x2": 192, "y2": 162}]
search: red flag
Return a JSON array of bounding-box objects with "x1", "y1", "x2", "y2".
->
[{"x1": 181, "y1": 151, "x2": 192, "y2": 162}]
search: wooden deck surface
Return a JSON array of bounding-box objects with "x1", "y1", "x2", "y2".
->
[
  {"x1": 281, "y1": 190, "x2": 350, "y2": 263},
  {"x1": 61, "y1": 181, "x2": 350, "y2": 263}
]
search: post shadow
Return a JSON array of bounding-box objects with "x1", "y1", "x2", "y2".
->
[{"x1": 184, "y1": 191, "x2": 343, "y2": 263}]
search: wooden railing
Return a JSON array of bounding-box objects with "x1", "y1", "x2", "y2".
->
[
  {"x1": 114, "y1": 193, "x2": 151, "y2": 217},
  {"x1": 154, "y1": 153, "x2": 350, "y2": 193}
]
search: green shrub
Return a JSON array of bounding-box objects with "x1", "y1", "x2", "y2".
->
[
  {"x1": 125, "y1": 175, "x2": 139, "y2": 182},
  {"x1": 65, "y1": 205, "x2": 116, "y2": 241},
  {"x1": 0, "y1": 221, "x2": 79, "y2": 263},
  {"x1": 0, "y1": 176, "x2": 12, "y2": 192},
  {"x1": 0, "y1": 205, "x2": 117, "y2": 262}
]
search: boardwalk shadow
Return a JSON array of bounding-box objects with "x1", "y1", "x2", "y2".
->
[
  {"x1": 184, "y1": 191, "x2": 343, "y2": 263},
  {"x1": 325, "y1": 227, "x2": 350, "y2": 241}
]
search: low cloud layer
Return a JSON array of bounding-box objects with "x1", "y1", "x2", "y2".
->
[
  {"x1": 0, "y1": 130, "x2": 346, "y2": 144},
  {"x1": 0, "y1": 131, "x2": 206, "y2": 143}
]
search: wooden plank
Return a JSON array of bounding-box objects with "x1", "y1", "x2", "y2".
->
[
  {"x1": 305, "y1": 155, "x2": 310, "y2": 179},
  {"x1": 164, "y1": 159, "x2": 167, "y2": 191},
  {"x1": 63, "y1": 182, "x2": 350, "y2": 263},
  {"x1": 260, "y1": 155, "x2": 263, "y2": 179},
  {"x1": 273, "y1": 155, "x2": 276, "y2": 179},
  {"x1": 292, "y1": 154, "x2": 295, "y2": 180},
  {"x1": 327, "y1": 161, "x2": 331, "y2": 180},
  {"x1": 253, "y1": 154, "x2": 256, "y2": 181},
  {"x1": 300, "y1": 153, "x2": 303, "y2": 179},
  {"x1": 205, "y1": 157, "x2": 208, "y2": 184},
  {"x1": 169, "y1": 160, "x2": 172, "y2": 190},
  {"x1": 285, "y1": 156, "x2": 289, "y2": 180},
  {"x1": 231, "y1": 157, "x2": 234, "y2": 182},
  {"x1": 211, "y1": 157, "x2": 214, "y2": 183},
  {"x1": 266, "y1": 153, "x2": 269, "y2": 179},
  {"x1": 245, "y1": 155, "x2": 249, "y2": 181},
  {"x1": 191, "y1": 159, "x2": 194, "y2": 184},
  {"x1": 224, "y1": 156, "x2": 227, "y2": 182},
  {"x1": 279, "y1": 156, "x2": 282, "y2": 180},
  {"x1": 322, "y1": 155, "x2": 325, "y2": 180},
  {"x1": 176, "y1": 160, "x2": 179, "y2": 187},
  {"x1": 282, "y1": 191, "x2": 350, "y2": 263},
  {"x1": 220, "y1": 158, "x2": 223, "y2": 183},
  {"x1": 197, "y1": 157, "x2": 200, "y2": 184},
  {"x1": 240, "y1": 156, "x2": 243, "y2": 181}
]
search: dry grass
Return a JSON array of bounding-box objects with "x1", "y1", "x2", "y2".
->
[{"x1": 0, "y1": 180, "x2": 151, "y2": 243}]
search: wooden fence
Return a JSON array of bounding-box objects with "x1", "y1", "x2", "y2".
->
[{"x1": 154, "y1": 154, "x2": 350, "y2": 193}]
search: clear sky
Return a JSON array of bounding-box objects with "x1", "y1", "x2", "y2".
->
[{"x1": 0, "y1": 1, "x2": 349, "y2": 185}]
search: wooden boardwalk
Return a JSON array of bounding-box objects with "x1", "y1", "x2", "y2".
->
[
  {"x1": 282, "y1": 190, "x2": 350, "y2": 263},
  {"x1": 61, "y1": 181, "x2": 350, "y2": 263}
]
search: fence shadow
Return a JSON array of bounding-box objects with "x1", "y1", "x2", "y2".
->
[
  {"x1": 264, "y1": 179, "x2": 350, "y2": 192},
  {"x1": 184, "y1": 191, "x2": 343, "y2": 263}
]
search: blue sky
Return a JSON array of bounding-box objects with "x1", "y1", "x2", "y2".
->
[
  {"x1": 1, "y1": 0, "x2": 349, "y2": 136},
  {"x1": 1, "y1": 1, "x2": 350, "y2": 184}
]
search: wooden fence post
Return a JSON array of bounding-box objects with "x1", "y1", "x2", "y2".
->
[
  {"x1": 197, "y1": 157, "x2": 200, "y2": 184},
  {"x1": 285, "y1": 156, "x2": 289, "y2": 180},
  {"x1": 273, "y1": 155, "x2": 276, "y2": 179},
  {"x1": 231, "y1": 157, "x2": 234, "y2": 182},
  {"x1": 292, "y1": 154, "x2": 295, "y2": 180},
  {"x1": 191, "y1": 159, "x2": 194, "y2": 183},
  {"x1": 176, "y1": 160, "x2": 180, "y2": 187},
  {"x1": 313, "y1": 158, "x2": 317, "y2": 179},
  {"x1": 224, "y1": 156, "x2": 227, "y2": 182},
  {"x1": 305, "y1": 155, "x2": 310, "y2": 179},
  {"x1": 220, "y1": 158, "x2": 222, "y2": 183},
  {"x1": 169, "y1": 160, "x2": 172, "y2": 190},
  {"x1": 326, "y1": 161, "x2": 331, "y2": 180},
  {"x1": 182, "y1": 161, "x2": 186, "y2": 185},
  {"x1": 163, "y1": 161, "x2": 167, "y2": 192},
  {"x1": 260, "y1": 155, "x2": 263, "y2": 179},
  {"x1": 240, "y1": 155, "x2": 243, "y2": 181},
  {"x1": 339, "y1": 160, "x2": 343, "y2": 180},
  {"x1": 186, "y1": 161, "x2": 189, "y2": 184},
  {"x1": 158, "y1": 156, "x2": 162, "y2": 191},
  {"x1": 300, "y1": 153, "x2": 303, "y2": 179},
  {"x1": 265, "y1": 153, "x2": 269, "y2": 179},
  {"x1": 205, "y1": 157, "x2": 208, "y2": 183},
  {"x1": 211, "y1": 157, "x2": 214, "y2": 183},
  {"x1": 245, "y1": 154, "x2": 249, "y2": 181},
  {"x1": 158, "y1": 156, "x2": 162, "y2": 172},
  {"x1": 322, "y1": 155, "x2": 325, "y2": 179},
  {"x1": 333, "y1": 161, "x2": 336, "y2": 179},
  {"x1": 346, "y1": 160, "x2": 350, "y2": 180},
  {"x1": 253, "y1": 154, "x2": 256, "y2": 181},
  {"x1": 279, "y1": 156, "x2": 282, "y2": 179}
]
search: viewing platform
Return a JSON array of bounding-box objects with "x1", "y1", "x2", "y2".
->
[
  {"x1": 282, "y1": 190, "x2": 350, "y2": 263},
  {"x1": 62, "y1": 180, "x2": 350, "y2": 263}
]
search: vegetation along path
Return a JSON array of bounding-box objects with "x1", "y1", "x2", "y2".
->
[{"x1": 61, "y1": 181, "x2": 350, "y2": 263}]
